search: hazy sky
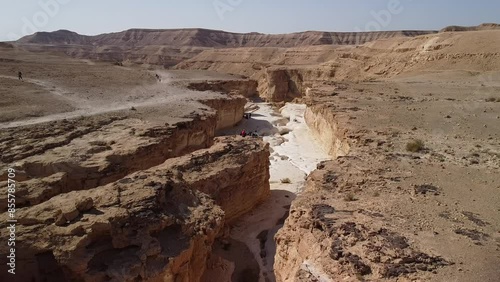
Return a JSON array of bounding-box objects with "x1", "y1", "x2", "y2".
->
[{"x1": 1, "y1": 0, "x2": 499, "y2": 41}]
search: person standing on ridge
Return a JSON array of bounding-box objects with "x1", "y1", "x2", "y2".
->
[{"x1": 18, "y1": 71, "x2": 23, "y2": 81}]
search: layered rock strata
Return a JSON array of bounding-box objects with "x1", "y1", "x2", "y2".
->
[
  {"x1": 304, "y1": 105, "x2": 351, "y2": 158},
  {"x1": 0, "y1": 137, "x2": 270, "y2": 282}
]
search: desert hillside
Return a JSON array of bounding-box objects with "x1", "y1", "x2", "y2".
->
[
  {"x1": 13, "y1": 28, "x2": 435, "y2": 67},
  {"x1": 17, "y1": 28, "x2": 436, "y2": 48},
  {"x1": 177, "y1": 29, "x2": 500, "y2": 79}
]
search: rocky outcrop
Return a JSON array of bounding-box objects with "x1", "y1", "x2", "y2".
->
[
  {"x1": 178, "y1": 30, "x2": 500, "y2": 97},
  {"x1": 304, "y1": 105, "x2": 351, "y2": 157},
  {"x1": 275, "y1": 188, "x2": 449, "y2": 281},
  {"x1": 258, "y1": 68, "x2": 305, "y2": 102},
  {"x1": 0, "y1": 163, "x2": 225, "y2": 282},
  {"x1": 201, "y1": 97, "x2": 247, "y2": 131},
  {"x1": 440, "y1": 23, "x2": 500, "y2": 32},
  {"x1": 0, "y1": 137, "x2": 270, "y2": 282},
  {"x1": 274, "y1": 125, "x2": 449, "y2": 282},
  {"x1": 163, "y1": 136, "x2": 270, "y2": 223}
]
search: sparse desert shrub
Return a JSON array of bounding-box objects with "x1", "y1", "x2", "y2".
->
[
  {"x1": 344, "y1": 192, "x2": 357, "y2": 202},
  {"x1": 373, "y1": 191, "x2": 380, "y2": 197},
  {"x1": 485, "y1": 97, "x2": 500, "y2": 102},
  {"x1": 280, "y1": 178, "x2": 292, "y2": 184},
  {"x1": 406, "y1": 139, "x2": 425, "y2": 153}
]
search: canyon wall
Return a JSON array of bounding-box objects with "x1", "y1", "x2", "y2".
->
[
  {"x1": 201, "y1": 96, "x2": 248, "y2": 131},
  {"x1": 0, "y1": 137, "x2": 270, "y2": 282},
  {"x1": 0, "y1": 162, "x2": 226, "y2": 282},
  {"x1": 178, "y1": 30, "x2": 500, "y2": 104},
  {"x1": 14, "y1": 28, "x2": 437, "y2": 67},
  {"x1": 304, "y1": 105, "x2": 351, "y2": 157},
  {"x1": 162, "y1": 137, "x2": 271, "y2": 223}
]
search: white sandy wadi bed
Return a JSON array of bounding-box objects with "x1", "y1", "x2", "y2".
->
[{"x1": 221, "y1": 102, "x2": 331, "y2": 281}]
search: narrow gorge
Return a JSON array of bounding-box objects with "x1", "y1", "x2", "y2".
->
[
  {"x1": 0, "y1": 69, "x2": 343, "y2": 282},
  {"x1": 206, "y1": 101, "x2": 333, "y2": 282}
]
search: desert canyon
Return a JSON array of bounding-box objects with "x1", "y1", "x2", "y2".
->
[{"x1": 0, "y1": 23, "x2": 499, "y2": 282}]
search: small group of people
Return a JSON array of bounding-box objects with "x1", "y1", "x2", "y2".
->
[
  {"x1": 243, "y1": 113, "x2": 252, "y2": 119},
  {"x1": 240, "y1": 129, "x2": 259, "y2": 138},
  {"x1": 155, "y1": 74, "x2": 161, "y2": 82}
]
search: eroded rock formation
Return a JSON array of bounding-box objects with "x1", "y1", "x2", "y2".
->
[
  {"x1": 274, "y1": 104, "x2": 450, "y2": 281},
  {"x1": 0, "y1": 137, "x2": 270, "y2": 282},
  {"x1": 304, "y1": 105, "x2": 351, "y2": 158}
]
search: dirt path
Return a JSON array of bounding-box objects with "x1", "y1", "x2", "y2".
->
[{"x1": 0, "y1": 75, "x2": 84, "y2": 104}]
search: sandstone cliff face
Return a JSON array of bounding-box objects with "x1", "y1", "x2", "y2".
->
[
  {"x1": 161, "y1": 137, "x2": 271, "y2": 223},
  {"x1": 0, "y1": 96, "x2": 246, "y2": 212},
  {"x1": 201, "y1": 96, "x2": 248, "y2": 131},
  {"x1": 304, "y1": 105, "x2": 351, "y2": 157},
  {"x1": 0, "y1": 137, "x2": 270, "y2": 282},
  {"x1": 258, "y1": 69, "x2": 305, "y2": 102},
  {"x1": 178, "y1": 30, "x2": 500, "y2": 103}
]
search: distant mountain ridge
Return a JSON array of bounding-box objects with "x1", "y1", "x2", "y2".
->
[
  {"x1": 13, "y1": 24, "x2": 497, "y2": 67},
  {"x1": 17, "y1": 28, "x2": 438, "y2": 48}
]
